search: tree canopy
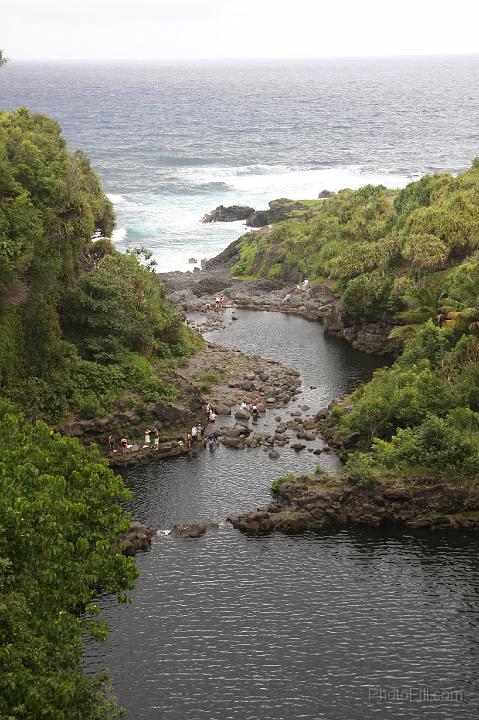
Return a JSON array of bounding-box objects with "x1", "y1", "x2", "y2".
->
[{"x1": 0, "y1": 401, "x2": 137, "y2": 718}]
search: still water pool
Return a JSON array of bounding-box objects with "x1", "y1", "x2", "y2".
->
[{"x1": 83, "y1": 311, "x2": 479, "y2": 720}]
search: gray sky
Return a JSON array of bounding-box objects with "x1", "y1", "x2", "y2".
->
[{"x1": 3, "y1": 0, "x2": 479, "y2": 60}]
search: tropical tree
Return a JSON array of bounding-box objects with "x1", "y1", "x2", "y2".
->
[
  {"x1": 0, "y1": 401, "x2": 138, "y2": 718},
  {"x1": 440, "y1": 261, "x2": 479, "y2": 332},
  {"x1": 389, "y1": 281, "x2": 446, "y2": 339}
]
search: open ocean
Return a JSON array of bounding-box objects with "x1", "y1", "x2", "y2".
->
[{"x1": 1, "y1": 56, "x2": 478, "y2": 271}]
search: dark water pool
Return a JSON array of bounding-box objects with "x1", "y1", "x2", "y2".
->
[{"x1": 83, "y1": 311, "x2": 479, "y2": 719}]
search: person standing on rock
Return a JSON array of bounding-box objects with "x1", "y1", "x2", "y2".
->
[
  {"x1": 121, "y1": 437, "x2": 128, "y2": 455},
  {"x1": 205, "y1": 402, "x2": 213, "y2": 420},
  {"x1": 191, "y1": 424, "x2": 198, "y2": 447},
  {"x1": 215, "y1": 295, "x2": 220, "y2": 310},
  {"x1": 208, "y1": 409, "x2": 217, "y2": 424},
  {"x1": 220, "y1": 294, "x2": 225, "y2": 309},
  {"x1": 154, "y1": 428, "x2": 160, "y2": 450},
  {"x1": 144, "y1": 428, "x2": 151, "y2": 447},
  {"x1": 108, "y1": 434, "x2": 115, "y2": 456}
]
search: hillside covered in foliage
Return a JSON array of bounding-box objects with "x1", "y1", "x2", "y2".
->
[
  {"x1": 231, "y1": 161, "x2": 479, "y2": 327},
  {"x1": 0, "y1": 109, "x2": 205, "y2": 719},
  {"x1": 0, "y1": 109, "x2": 199, "y2": 424},
  {"x1": 231, "y1": 161, "x2": 479, "y2": 484}
]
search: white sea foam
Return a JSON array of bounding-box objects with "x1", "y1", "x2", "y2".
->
[
  {"x1": 111, "y1": 227, "x2": 127, "y2": 244},
  {"x1": 107, "y1": 193, "x2": 126, "y2": 204},
  {"x1": 107, "y1": 163, "x2": 413, "y2": 272}
]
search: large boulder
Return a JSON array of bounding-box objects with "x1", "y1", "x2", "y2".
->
[
  {"x1": 220, "y1": 436, "x2": 244, "y2": 448},
  {"x1": 222, "y1": 425, "x2": 251, "y2": 438},
  {"x1": 153, "y1": 401, "x2": 188, "y2": 425},
  {"x1": 201, "y1": 204, "x2": 255, "y2": 223},
  {"x1": 246, "y1": 199, "x2": 312, "y2": 228},
  {"x1": 56, "y1": 421, "x2": 85, "y2": 436},
  {"x1": 119, "y1": 522, "x2": 156, "y2": 556},
  {"x1": 235, "y1": 409, "x2": 250, "y2": 420},
  {"x1": 170, "y1": 522, "x2": 219, "y2": 538}
]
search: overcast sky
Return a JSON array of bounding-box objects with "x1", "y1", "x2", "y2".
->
[{"x1": 3, "y1": 0, "x2": 479, "y2": 60}]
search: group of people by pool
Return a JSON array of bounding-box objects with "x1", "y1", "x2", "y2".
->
[
  {"x1": 108, "y1": 427, "x2": 161, "y2": 456},
  {"x1": 107, "y1": 398, "x2": 262, "y2": 457},
  {"x1": 283, "y1": 278, "x2": 309, "y2": 303}
]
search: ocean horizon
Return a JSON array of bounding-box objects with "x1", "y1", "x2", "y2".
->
[{"x1": 1, "y1": 56, "x2": 478, "y2": 270}]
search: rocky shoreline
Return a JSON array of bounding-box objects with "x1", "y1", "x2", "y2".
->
[
  {"x1": 201, "y1": 198, "x2": 320, "y2": 228},
  {"x1": 161, "y1": 263, "x2": 400, "y2": 356},
  {"x1": 55, "y1": 337, "x2": 305, "y2": 469},
  {"x1": 227, "y1": 474, "x2": 479, "y2": 534}
]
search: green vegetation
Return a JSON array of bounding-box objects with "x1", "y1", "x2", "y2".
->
[
  {"x1": 231, "y1": 161, "x2": 479, "y2": 325},
  {"x1": 0, "y1": 109, "x2": 201, "y2": 423},
  {"x1": 239, "y1": 161, "x2": 479, "y2": 485},
  {"x1": 0, "y1": 110, "x2": 204, "y2": 717},
  {"x1": 335, "y1": 319, "x2": 479, "y2": 482},
  {"x1": 0, "y1": 401, "x2": 137, "y2": 718},
  {"x1": 271, "y1": 472, "x2": 296, "y2": 494}
]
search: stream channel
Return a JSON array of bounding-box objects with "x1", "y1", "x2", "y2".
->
[{"x1": 83, "y1": 309, "x2": 479, "y2": 720}]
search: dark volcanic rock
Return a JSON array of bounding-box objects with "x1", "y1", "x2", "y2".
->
[
  {"x1": 119, "y1": 522, "x2": 157, "y2": 556},
  {"x1": 235, "y1": 409, "x2": 251, "y2": 420},
  {"x1": 202, "y1": 204, "x2": 255, "y2": 223},
  {"x1": 246, "y1": 199, "x2": 312, "y2": 228},
  {"x1": 291, "y1": 442, "x2": 306, "y2": 451},
  {"x1": 170, "y1": 522, "x2": 220, "y2": 538},
  {"x1": 318, "y1": 189, "x2": 335, "y2": 199},
  {"x1": 228, "y1": 477, "x2": 479, "y2": 535}
]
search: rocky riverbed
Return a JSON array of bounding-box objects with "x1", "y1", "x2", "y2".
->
[
  {"x1": 55, "y1": 335, "x2": 306, "y2": 469},
  {"x1": 161, "y1": 261, "x2": 400, "y2": 356}
]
